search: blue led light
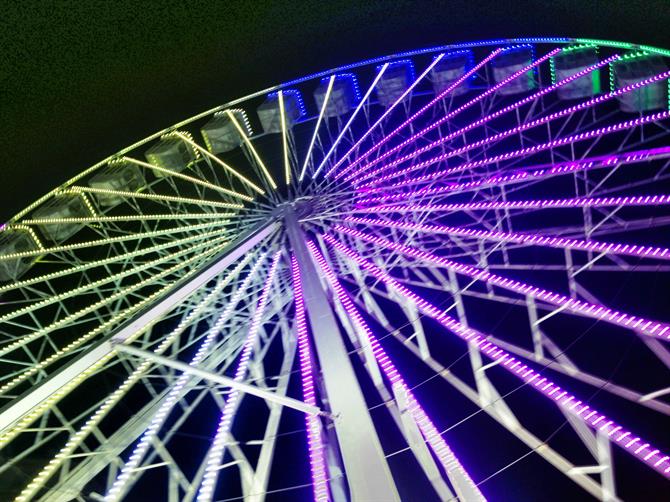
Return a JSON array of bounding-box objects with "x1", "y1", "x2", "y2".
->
[
  {"x1": 375, "y1": 59, "x2": 416, "y2": 83},
  {"x1": 320, "y1": 73, "x2": 363, "y2": 103},
  {"x1": 267, "y1": 89, "x2": 307, "y2": 118},
  {"x1": 497, "y1": 44, "x2": 538, "y2": 78},
  {"x1": 278, "y1": 37, "x2": 572, "y2": 90},
  {"x1": 432, "y1": 50, "x2": 476, "y2": 82}
]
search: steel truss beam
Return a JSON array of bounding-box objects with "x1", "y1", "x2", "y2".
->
[{"x1": 283, "y1": 205, "x2": 400, "y2": 501}]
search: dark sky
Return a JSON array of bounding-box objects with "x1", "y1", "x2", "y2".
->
[{"x1": 2, "y1": 0, "x2": 669, "y2": 221}]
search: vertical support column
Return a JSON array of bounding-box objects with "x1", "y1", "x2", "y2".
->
[{"x1": 283, "y1": 207, "x2": 399, "y2": 501}]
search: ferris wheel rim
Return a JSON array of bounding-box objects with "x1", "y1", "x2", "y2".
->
[{"x1": 4, "y1": 35, "x2": 670, "y2": 226}]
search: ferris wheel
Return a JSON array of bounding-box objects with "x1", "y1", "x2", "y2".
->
[{"x1": 1, "y1": 36, "x2": 670, "y2": 501}]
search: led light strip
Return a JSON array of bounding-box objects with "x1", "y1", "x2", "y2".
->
[
  {"x1": 0, "y1": 236, "x2": 232, "y2": 395},
  {"x1": 357, "y1": 194, "x2": 670, "y2": 213},
  {"x1": 65, "y1": 185, "x2": 244, "y2": 209},
  {"x1": 355, "y1": 146, "x2": 670, "y2": 205},
  {"x1": 348, "y1": 53, "x2": 620, "y2": 183},
  {"x1": 225, "y1": 110, "x2": 278, "y2": 190},
  {"x1": 343, "y1": 216, "x2": 670, "y2": 263},
  {"x1": 307, "y1": 242, "x2": 485, "y2": 500},
  {"x1": 322, "y1": 233, "x2": 670, "y2": 479},
  {"x1": 608, "y1": 51, "x2": 651, "y2": 93},
  {"x1": 278, "y1": 90, "x2": 292, "y2": 186},
  {"x1": 0, "y1": 230, "x2": 228, "y2": 294},
  {"x1": 290, "y1": 255, "x2": 330, "y2": 502},
  {"x1": 196, "y1": 251, "x2": 282, "y2": 502},
  {"x1": 334, "y1": 224, "x2": 670, "y2": 340},
  {"x1": 15, "y1": 252, "x2": 257, "y2": 501},
  {"x1": 549, "y1": 44, "x2": 600, "y2": 85},
  {"x1": 0, "y1": 219, "x2": 226, "y2": 262},
  {"x1": 277, "y1": 38, "x2": 670, "y2": 91},
  {"x1": 359, "y1": 70, "x2": 670, "y2": 189},
  {"x1": 4, "y1": 224, "x2": 45, "y2": 251},
  {"x1": 0, "y1": 226, "x2": 229, "y2": 357},
  {"x1": 0, "y1": 237, "x2": 234, "y2": 449},
  {"x1": 313, "y1": 64, "x2": 389, "y2": 178},
  {"x1": 173, "y1": 132, "x2": 265, "y2": 195},
  {"x1": 104, "y1": 251, "x2": 272, "y2": 502},
  {"x1": 123, "y1": 157, "x2": 253, "y2": 202},
  {"x1": 324, "y1": 54, "x2": 446, "y2": 179},
  {"x1": 348, "y1": 47, "x2": 562, "y2": 184},
  {"x1": 0, "y1": 232, "x2": 232, "y2": 325},
  {"x1": 365, "y1": 109, "x2": 670, "y2": 192},
  {"x1": 335, "y1": 49, "x2": 502, "y2": 182},
  {"x1": 19, "y1": 212, "x2": 233, "y2": 225},
  {"x1": 9, "y1": 38, "x2": 669, "y2": 228},
  {"x1": 299, "y1": 76, "x2": 335, "y2": 182}
]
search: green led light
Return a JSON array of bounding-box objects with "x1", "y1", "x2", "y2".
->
[
  {"x1": 549, "y1": 44, "x2": 602, "y2": 92},
  {"x1": 639, "y1": 45, "x2": 670, "y2": 58},
  {"x1": 592, "y1": 70, "x2": 601, "y2": 95},
  {"x1": 574, "y1": 38, "x2": 635, "y2": 50},
  {"x1": 609, "y1": 51, "x2": 656, "y2": 93}
]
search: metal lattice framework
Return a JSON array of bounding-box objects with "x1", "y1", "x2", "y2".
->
[{"x1": 1, "y1": 37, "x2": 670, "y2": 501}]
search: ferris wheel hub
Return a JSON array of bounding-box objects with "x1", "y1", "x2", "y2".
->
[{"x1": 275, "y1": 196, "x2": 316, "y2": 219}]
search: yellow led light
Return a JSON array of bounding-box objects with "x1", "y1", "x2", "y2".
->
[
  {"x1": 20, "y1": 212, "x2": 233, "y2": 225},
  {"x1": 13, "y1": 251, "x2": 256, "y2": 500},
  {"x1": 160, "y1": 130, "x2": 202, "y2": 161},
  {"x1": 0, "y1": 239, "x2": 236, "y2": 451},
  {"x1": 64, "y1": 186, "x2": 244, "y2": 210},
  {"x1": 172, "y1": 133, "x2": 265, "y2": 196},
  {"x1": 225, "y1": 110, "x2": 277, "y2": 190},
  {"x1": 0, "y1": 233, "x2": 230, "y2": 326},
  {"x1": 122, "y1": 156, "x2": 253, "y2": 202},
  {"x1": 0, "y1": 229, "x2": 230, "y2": 359},
  {"x1": 0, "y1": 230, "x2": 226, "y2": 294},
  {"x1": 6, "y1": 224, "x2": 45, "y2": 251},
  {"x1": 0, "y1": 219, "x2": 229, "y2": 262},
  {"x1": 79, "y1": 193, "x2": 98, "y2": 217},
  {"x1": 0, "y1": 237, "x2": 231, "y2": 396},
  {"x1": 278, "y1": 90, "x2": 291, "y2": 186}
]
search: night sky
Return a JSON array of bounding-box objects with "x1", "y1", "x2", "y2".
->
[{"x1": 2, "y1": 0, "x2": 669, "y2": 221}]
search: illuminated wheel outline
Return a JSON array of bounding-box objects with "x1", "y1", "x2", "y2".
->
[{"x1": 0, "y1": 37, "x2": 669, "y2": 501}]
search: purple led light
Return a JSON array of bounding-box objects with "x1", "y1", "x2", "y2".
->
[
  {"x1": 334, "y1": 49, "x2": 504, "y2": 182},
  {"x1": 357, "y1": 194, "x2": 670, "y2": 213},
  {"x1": 355, "y1": 146, "x2": 670, "y2": 205},
  {"x1": 323, "y1": 54, "x2": 446, "y2": 179},
  {"x1": 333, "y1": 223, "x2": 670, "y2": 341},
  {"x1": 322, "y1": 233, "x2": 670, "y2": 479},
  {"x1": 345, "y1": 51, "x2": 618, "y2": 184},
  {"x1": 306, "y1": 241, "x2": 485, "y2": 500},
  {"x1": 362, "y1": 109, "x2": 670, "y2": 192},
  {"x1": 356, "y1": 66, "x2": 670, "y2": 188},
  {"x1": 347, "y1": 47, "x2": 562, "y2": 185},
  {"x1": 291, "y1": 255, "x2": 331, "y2": 502},
  {"x1": 197, "y1": 251, "x2": 283, "y2": 502},
  {"x1": 343, "y1": 216, "x2": 670, "y2": 263}
]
